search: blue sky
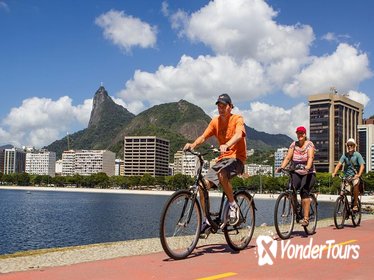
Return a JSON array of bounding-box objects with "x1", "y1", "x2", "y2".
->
[{"x1": 1, "y1": 0, "x2": 373, "y2": 148}]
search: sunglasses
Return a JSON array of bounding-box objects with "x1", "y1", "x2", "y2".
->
[{"x1": 347, "y1": 144, "x2": 355, "y2": 147}]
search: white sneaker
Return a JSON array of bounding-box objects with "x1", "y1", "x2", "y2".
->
[{"x1": 229, "y1": 203, "x2": 239, "y2": 225}]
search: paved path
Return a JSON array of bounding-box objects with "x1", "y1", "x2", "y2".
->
[{"x1": 1, "y1": 218, "x2": 373, "y2": 280}]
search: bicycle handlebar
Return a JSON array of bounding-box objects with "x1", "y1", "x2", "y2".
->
[{"x1": 183, "y1": 146, "x2": 220, "y2": 157}]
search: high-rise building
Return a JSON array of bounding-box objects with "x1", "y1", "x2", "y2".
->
[
  {"x1": 2, "y1": 147, "x2": 26, "y2": 174},
  {"x1": 358, "y1": 124, "x2": 374, "y2": 172},
  {"x1": 124, "y1": 136, "x2": 169, "y2": 176},
  {"x1": 274, "y1": 147, "x2": 288, "y2": 177},
  {"x1": 25, "y1": 149, "x2": 56, "y2": 177},
  {"x1": 309, "y1": 92, "x2": 363, "y2": 172},
  {"x1": 115, "y1": 159, "x2": 124, "y2": 176},
  {"x1": 62, "y1": 150, "x2": 115, "y2": 176},
  {"x1": 0, "y1": 149, "x2": 4, "y2": 173}
]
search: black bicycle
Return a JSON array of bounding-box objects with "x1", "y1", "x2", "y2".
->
[
  {"x1": 159, "y1": 148, "x2": 256, "y2": 260},
  {"x1": 274, "y1": 168, "x2": 318, "y2": 240},
  {"x1": 333, "y1": 175, "x2": 361, "y2": 229}
]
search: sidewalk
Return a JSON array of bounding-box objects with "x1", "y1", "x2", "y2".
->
[{"x1": 1, "y1": 216, "x2": 373, "y2": 279}]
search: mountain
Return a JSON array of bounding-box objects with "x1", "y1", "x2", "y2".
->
[
  {"x1": 45, "y1": 86, "x2": 135, "y2": 157},
  {"x1": 45, "y1": 86, "x2": 293, "y2": 159}
]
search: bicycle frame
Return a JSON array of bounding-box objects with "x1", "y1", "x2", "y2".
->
[
  {"x1": 339, "y1": 176, "x2": 355, "y2": 216},
  {"x1": 188, "y1": 149, "x2": 226, "y2": 233},
  {"x1": 282, "y1": 170, "x2": 302, "y2": 217}
]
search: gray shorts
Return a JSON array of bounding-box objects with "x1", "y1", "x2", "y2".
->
[{"x1": 204, "y1": 158, "x2": 244, "y2": 188}]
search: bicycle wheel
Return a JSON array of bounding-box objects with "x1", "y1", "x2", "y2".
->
[
  {"x1": 159, "y1": 190, "x2": 201, "y2": 260},
  {"x1": 351, "y1": 198, "x2": 362, "y2": 227},
  {"x1": 333, "y1": 196, "x2": 346, "y2": 229},
  {"x1": 224, "y1": 191, "x2": 255, "y2": 251},
  {"x1": 303, "y1": 194, "x2": 318, "y2": 235},
  {"x1": 274, "y1": 192, "x2": 295, "y2": 240}
]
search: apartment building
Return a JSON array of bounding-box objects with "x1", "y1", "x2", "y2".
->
[
  {"x1": 308, "y1": 92, "x2": 363, "y2": 172},
  {"x1": 1, "y1": 147, "x2": 26, "y2": 174},
  {"x1": 245, "y1": 164, "x2": 273, "y2": 176},
  {"x1": 62, "y1": 150, "x2": 115, "y2": 176},
  {"x1": 124, "y1": 136, "x2": 169, "y2": 176},
  {"x1": 358, "y1": 124, "x2": 374, "y2": 172},
  {"x1": 173, "y1": 150, "x2": 209, "y2": 177},
  {"x1": 274, "y1": 147, "x2": 288, "y2": 177},
  {"x1": 115, "y1": 159, "x2": 124, "y2": 176},
  {"x1": 25, "y1": 149, "x2": 56, "y2": 177}
]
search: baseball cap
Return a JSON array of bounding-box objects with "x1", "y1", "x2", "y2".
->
[
  {"x1": 295, "y1": 126, "x2": 307, "y2": 134},
  {"x1": 346, "y1": 138, "x2": 356, "y2": 146},
  {"x1": 215, "y1": 93, "x2": 233, "y2": 106}
]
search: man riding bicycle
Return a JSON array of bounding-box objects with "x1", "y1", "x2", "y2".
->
[
  {"x1": 184, "y1": 93, "x2": 247, "y2": 231},
  {"x1": 332, "y1": 138, "x2": 365, "y2": 212}
]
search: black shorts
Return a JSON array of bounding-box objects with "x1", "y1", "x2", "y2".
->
[
  {"x1": 291, "y1": 172, "x2": 316, "y2": 199},
  {"x1": 204, "y1": 158, "x2": 244, "y2": 188}
]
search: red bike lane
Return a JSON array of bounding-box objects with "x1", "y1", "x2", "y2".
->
[{"x1": 1, "y1": 219, "x2": 373, "y2": 280}]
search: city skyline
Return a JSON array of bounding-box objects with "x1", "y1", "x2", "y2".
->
[{"x1": 1, "y1": 0, "x2": 373, "y2": 148}]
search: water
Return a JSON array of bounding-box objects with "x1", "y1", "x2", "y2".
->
[{"x1": 0, "y1": 189, "x2": 335, "y2": 255}]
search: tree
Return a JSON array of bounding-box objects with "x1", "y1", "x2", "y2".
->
[
  {"x1": 15, "y1": 173, "x2": 30, "y2": 186},
  {"x1": 91, "y1": 172, "x2": 109, "y2": 188},
  {"x1": 140, "y1": 173, "x2": 155, "y2": 187},
  {"x1": 362, "y1": 171, "x2": 374, "y2": 192},
  {"x1": 169, "y1": 174, "x2": 193, "y2": 190}
]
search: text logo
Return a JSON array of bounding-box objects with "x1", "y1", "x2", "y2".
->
[
  {"x1": 255, "y1": 235, "x2": 360, "y2": 266},
  {"x1": 256, "y1": 235, "x2": 277, "y2": 266}
]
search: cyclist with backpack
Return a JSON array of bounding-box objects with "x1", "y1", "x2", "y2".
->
[{"x1": 332, "y1": 138, "x2": 365, "y2": 212}]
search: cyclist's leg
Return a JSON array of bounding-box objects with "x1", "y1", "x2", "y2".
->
[
  {"x1": 216, "y1": 158, "x2": 244, "y2": 225},
  {"x1": 218, "y1": 170, "x2": 234, "y2": 202},
  {"x1": 216, "y1": 158, "x2": 244, "y2": 203},
  {"x1": 300, "y1": 173, "x2": 315, "y2": 223},
  {"x1": 352, "y1": 178, "x2": 360, "y2": 210},
  {"x1": 198, "y1": 179, "x2": 212, "y2": 217},
  {"x1": 291, "y1": 173, "x2": 300, "y2": 204}
]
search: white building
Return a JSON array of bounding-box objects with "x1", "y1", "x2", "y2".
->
[
  {"x1": 62, "y1": 150, "x2": 76, "y2": 176},
  {"x1": 25, "y1": 150, "x2": 56, "y2": 177},
  {"x1": 173, "y1": 150, "x2": 209, "y2": 177},
  {"x1": 358, "y1": 124, "x2": 374, "y2": 172},
  {"x1": 274, "y1": 147, "x2": 288, "y2": 177},
  {"x1": 245, "y1": 164, "x2": 273, "y2": 177},
  {"x1": 62, "y1": 150, "x2": 115, "y2": 176},
  {"x1": 115, "y1": 159, "x2": 124, "y2": 176},
  {"x1": 55, "y1": 159, "x2": 63, "y2": 176}
]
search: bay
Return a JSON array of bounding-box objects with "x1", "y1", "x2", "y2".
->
[{"x1": 0, "y1": 189, "x2": 335, "y2": 255}]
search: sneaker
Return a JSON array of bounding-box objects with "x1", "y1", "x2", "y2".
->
[
  {"x1": 199, "y1": 222, "x2": 211, "y2": 239},
  {"x1": 228, "y1": 203, "x2": 240, "y2": 226},
  {"x1": 352, "y1": 205, "x2": 358, "y2": 212}
]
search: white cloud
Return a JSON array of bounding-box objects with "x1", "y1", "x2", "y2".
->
[
  {"x1": 283, "y1": 43, "x2": 373, "y2": 97},
  {"x1": 322, "y1": 32, "x2": 350, "y2": 43},
  {"x1": 0, "y1": 97, "x2": 92, "y2": 148},
  {"x1": 347, "y1": 90, "x2": 370, "y2": 107},
  {"x1": 161, "y1": 1, "x2": 169, "y2": 17},
  {"x1": 172, "y1": 0, "x2": 314, "y2": 63},
  {"x1": 117, "y1": 0, "x2": 371, "y2": 121},
  {"x1": 95, "y1": 9, "x2": 157, "y2": 52},
  {"x1": 239, "y1": 102, "x2": 309, "y2": 138},
  {"x1": 118, "y1": 54, "x2": 270, "y2": 114}
]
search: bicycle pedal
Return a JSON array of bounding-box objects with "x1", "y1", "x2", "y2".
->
[{"x1": 199, "y1": 228, "x2": 211, "y2": 239}]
